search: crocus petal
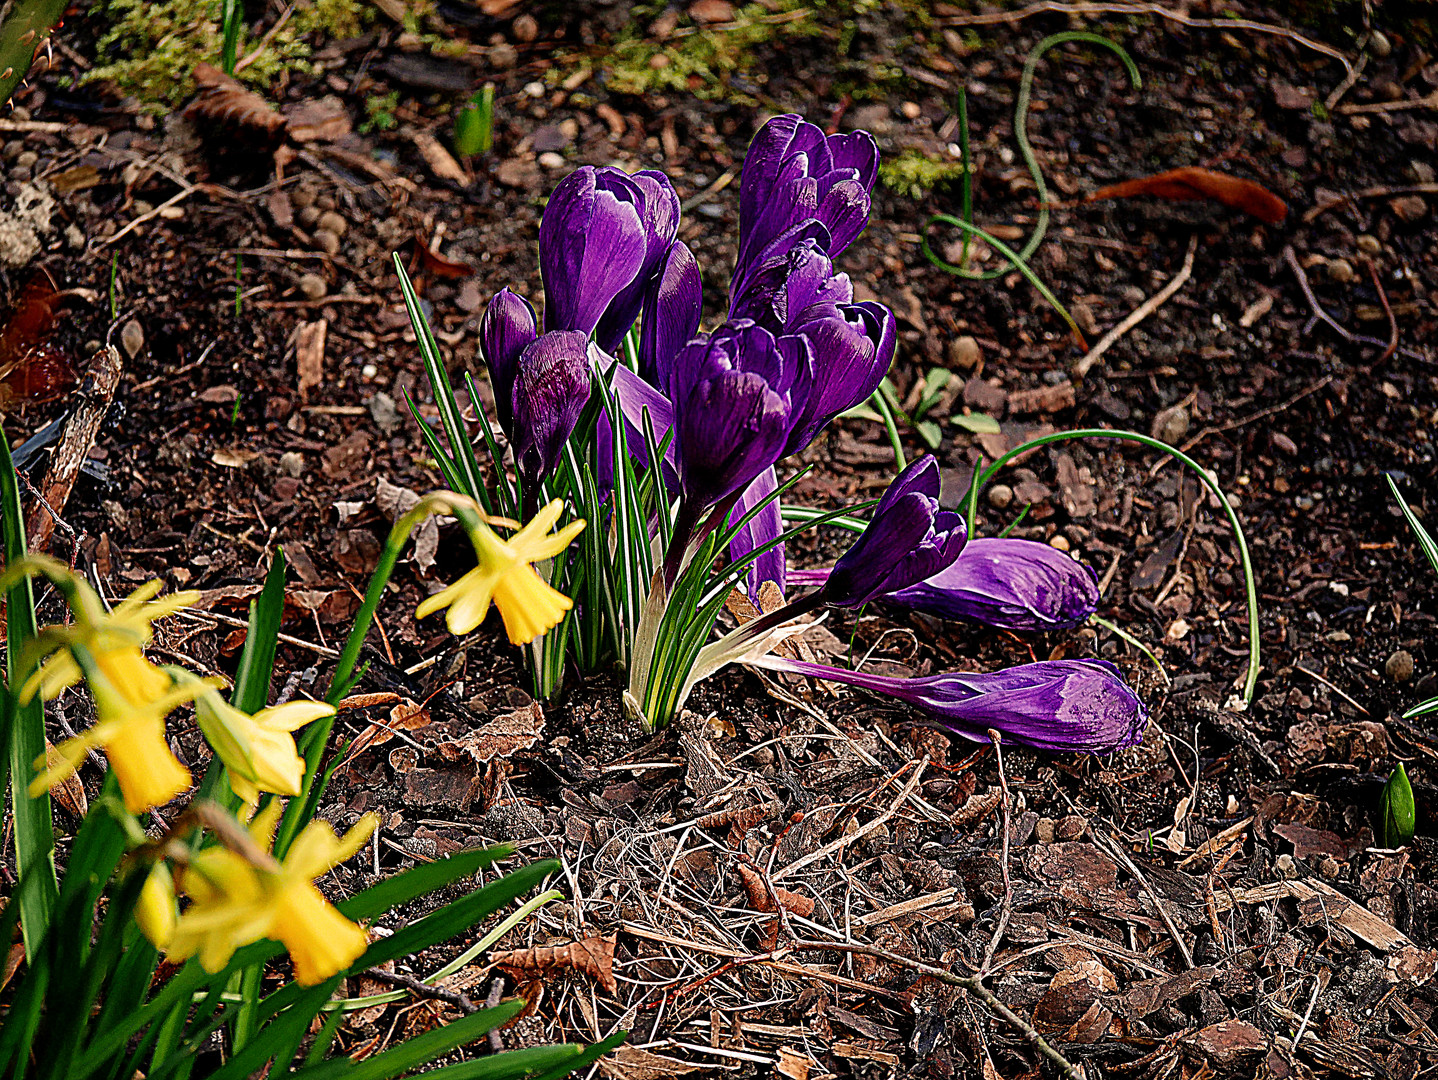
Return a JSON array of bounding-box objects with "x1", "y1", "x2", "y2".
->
[
  {"x1": 639, "y1": 240, "x2": 704, "y2": 386},
  {"x1": 729, "y1": 238, "x2": 852, "y2": 335},
  {"x1": 511, "y1": 331, "x2": 594, "y2": 489},
  {"x1": 539, "y1": 167, "x2": 648, "y2": 335},
  {"x1": 595, "y1": 170, "x2": 682, "y2": 352},
  {"x1": 609, "y1": 360, "x2": 679, "y2": 483},
  {"x1": 821, "y1": 456, "x2": 967, "y2": 608},
  {"x1": 754, "y1": 657, "x2": 1147, "y2": 754},
  {"x1": 785, "y1": 300, "x2": 895, "y2": 453},
  {"x1": 728, "y1": 467, "x2": 786, "y2": 597},
  {"x1": 478, "y1": 289, "x2": 538, "y2": 434}
]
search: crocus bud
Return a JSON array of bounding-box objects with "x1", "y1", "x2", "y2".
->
[
  {"x1": 666, "y1": 321, "x2": 809, "y2": 510},
  {"x1": 751, "y1": 656, "x2": 1147, "y2": 754},
  {"x1": 735, "y1": 115, "x2": 879, "y2": 288},
  {"x1": 639, "y1": 239, "x2": 703, "y2": 386},
  {"x1": 478, "y1": 288, "x2": 538, "y2": 434},
  {"x1": 887, "y1": 537, "x2": 1100, "y2": 630},
  {"x1": 820, "y1": 455, "x2": 967, "y2": 608},
  {"x1": 539, "y1": 166, "x2": 650, "y2": 337},
  {"x1": 786, "y1": 299, "x2": 895, "y2": 453},
  {"x1": 790, "y1": 537, "x2": 1101, "y2": 631},
  {"x1": 512, "y1": 331, "x2": 595, "y2": 489},
  {"x1": 595, "y1": 169, "x2": 681, "y2": 353}
]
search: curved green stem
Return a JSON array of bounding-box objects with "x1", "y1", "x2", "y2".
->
[{"x1": 967, "y1": 429, "x2": 1261, "y2": 704}]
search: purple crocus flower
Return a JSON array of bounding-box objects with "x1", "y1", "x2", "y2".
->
[
  {"x1": 539, "y1": 167, "x2": 651, "y2": 338},
  {"x1": 595, "y1": 170, "x2": 681, "y2": 353},
  {"x1": 478, "y1": 288, "x2": 538, "y2": 434},
  {"x1": 791, "y1": 537, "x2": 1101, "y2": 631},
  {"x1": 751, "y1": 656, "x2": 1147, "y2": 754},
  {"x1": 665, "y1": 321, "x2": 810, "y2": 512},
  {"x1": 730, "y1": 236, "x2": 854, "y2": 334},
  {"x1": 734, "y1": 115, "x2": 879, "y2": 294},
  {"x1": 639, "y1": 239, "x2": 703, "y2": 386},
  {"x1": 786, "y1": 300, "x2": 895, "y2": 454},
  {"x1": 818, "y1": 455, "x2": 967, "y2": 608},
  {"x1": 511, "y1": 330, "x2": 595, "y2": 491}
]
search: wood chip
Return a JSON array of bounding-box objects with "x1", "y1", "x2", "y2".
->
[
  {"x1": 409, "y1": 128, "x2": 472, "y2": 186},
  {"x1": 295, "y1": 319, "x2": 327, "y2": 401}
]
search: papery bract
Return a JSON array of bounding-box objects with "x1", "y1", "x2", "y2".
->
[
  {"x1": 539, "y1": 166, "x2": 650, "y2": 337},
  {"x1": 478, "y1": 288, "x2": 538, "y2": 434},
  {"x1": 820, "y1": 455, "x2": 966, "y2": 608},
  {"x1": 511, "y1": 330, "x2": 594, "y2": 489}
]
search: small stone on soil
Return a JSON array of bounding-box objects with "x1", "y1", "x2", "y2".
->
[
  {"x1": 1386, "y1": 650, "x2": 1415, "y2": 683},
  {"x1": 279, "y1": 451, "x2": 305, "y2": 478},
  {"x1": 315, "y1": 228, "x2": 341, "y2": 256},
  {"x1": 1326, "y1": 258, "x2": 1355, "y2": 283},
  {"x1": 298, "y1": 273, "x2": 328, "y2": 300},
  {"x1": 947, "y1": 334, "x2": 980, "y2": 370},
  {"x1": 317, "y1": 211, "x2": 347, "y2": 236},
  {"x1": 1390, "y1": 195, "x2": 1428, "y2": 222},
  {"x1": 511, "y1": 13, "x2": 538, "y2": 41},
  {"x1": 987, "y1": 483, "x2": 1014, "y2": 509},
  {"x1": 120, "y1": 319, "x2": 144, "y2": 358}
]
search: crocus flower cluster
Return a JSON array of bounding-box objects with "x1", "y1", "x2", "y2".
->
[{"x1": 464, "y1": 113, "x2": 1146, "y2": 753}]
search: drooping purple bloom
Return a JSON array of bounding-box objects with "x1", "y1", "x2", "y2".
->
[
  {"x1": 595, "y1": 170, "x2": 681, "y2": 353},
  {"x1": 666, "y1": 321, "x2": 810, "y2": 511},
  {"x1": 478, "y1": 288, "x2": 538, "y2": 434},
  {"x1": 640, "y1": 240, "x2": 703, "y2": 386},
  {"x1": 753, "y1": 656, "x2": 1147, "y2": 754},
  {"x1": 511, "y1": 331, "x2": 595, "y2": 489},
  {"x1": 819, "y1": 456, "x2": 967, "y2": 608},
  {"x1": 791, "y1": 537, "x2": 1101, "y2": 631},
  {"x1": 734, "y1": 115, "x2": 879, "y2": 294},
  {"x1": 539, "y1": 167, "x2": 650, "y2": 338}
]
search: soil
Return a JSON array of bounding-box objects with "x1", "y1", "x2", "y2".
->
[{"x1": 4, "y1": 0, "x2": 1438, "y2": 1076}]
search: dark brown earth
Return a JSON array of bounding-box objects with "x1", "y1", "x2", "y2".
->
[{"x1": 4, "y1": 0, "x2": 1438, "y2": 1075}]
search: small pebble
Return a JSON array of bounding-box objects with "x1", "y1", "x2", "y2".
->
[
  {"x1": 1056, "y1": 815, "x2": 1085, "y2": 840},
  {"x1": 947, "y1": 334, "x2": 980, "y2": 370},
  {"x1": 120, "y1": 319, "x2": 145, "y2": 359},
  {"x1": 1033, "y1": 817, "x2": 1055, "y2": 844},
  {"x1": 523, "y1": 80, "x2": 545, "y2": 98},
  {"x1": 1386, "y1": 649, "x2": 1415, "y2": 683},
  {"x1": 490, "y1": 43, "x2": 518, "y2": 69},
  {"x1": 313, "y1": 211, "x2": 346, "y2": 238},
  {"x1": 1390, "y1": 195, "x2": 1428, "y2": 222},
  {"x1": 900, "y1": 100, "x2": 922, "y2": 119},
  {"x1": 1275, "y1": 853, "x2": 1297, "y2": 879},
  {"x1": 538, "y1": 151, "x2": 566, "y2": 169},
  {"x1": 298, "y1": 205, "x2": 321, "y2": 228},
  {"x1": 1326, "y1": 257, "x2": 1355, "y2": 283},
  {"x1": 316, "y1": 194, "x2": 336, "y2": 211},
  {"x1": 14, "y1": 150, "x2": 37, "y2": 169},
  {"x1": 278, "y1": 451, "x2": 305, "y2": 478},
  {"x1": 314, "y1": 228, "x2": 341, "y2": 256},
  {"x1": 511, "y1": 12, "x2": 538, "y2": 41},
  {"x1": 361, "y1": 363, "x2": 379, "y2": 379},
  {"x1": 1150, "y1": 403, "x2": 1190, "y2": 446},
  {"x1": 1370, "y1": 29, "x2": 1392, "y2": 56},
  {"x1": 1319, "y1": 856, "x2": 1341, "y2": 879},
  {"x1": 1356, "y1": 234, "x2": 1381, "y2": 254},
  {"x1": 1048, "y1": 534, "x2": 1071, "y2": 552},
  {"x1": 987, "y1": 483, "x2": 1014, "y2": 510},
  {"x1": 291, "y1": 187, "x2": 317, "y2": 208},
  {"x1": 298, "y1": 273, "x2": 328, "y2": 300},
  {"x1": 1, "y1": 141, "x2": 22, "y2": 162}
]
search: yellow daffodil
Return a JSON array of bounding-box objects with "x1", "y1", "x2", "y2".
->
[
  {"x1": 30, "y1": 648, "x2": 212, "y2": 813},
  {"x1": 23, "y1": 579, "x2": 199, "y2": 703},
  {"x1": 417, "y1": 499, "x2": 585, "y2": 645},
  {"x1": 192, "y1": 686, "x2": 335, "y2": 808},
  {"x1": 135, "y1": 863, "x2": 178, "y2": 950},
  {"x1": 166, "y1": 801, "x2": 379, "y2": 986}
]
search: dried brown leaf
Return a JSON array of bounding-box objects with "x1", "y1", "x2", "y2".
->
[
  {"x1": 185, "y1": 64, "x2": 287, "y2": 143},
  {"x1": 492, "y1": 937, "x2": 617, "y2": 994},
  {"x1": 436, "y1": 701, "x2": 544, "y2": 764},
  {"x1": 737, "y1": 864, "x2": 815, "y2": 917},
  {"x1": 348, "y1": 698, "x2": 432, "y2": 757},
  {"x1": 1087, "y1": 166, "x2": 1288, "y2": 224},
  {"x1": 43, "y1": 740, "x2": 88, "y2": 817}
]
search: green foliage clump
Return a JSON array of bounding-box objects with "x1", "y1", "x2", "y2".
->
[
  {"x1": 361, "y1": 89, "x2": 400, "y2": 133},
  {"x1": 85, "y1": 0, "x2": 373, "y2": 106},
  {"x1": 880, "y1": 148, "x2": 969, "y2": 200},
  {"x1": 589, "y1": 0, "x2": 821, "y2": 103}
]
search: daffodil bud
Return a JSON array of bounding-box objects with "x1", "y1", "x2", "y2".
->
[{"x1": 135, "y1": 863, "x2": 178, "y2": 951}]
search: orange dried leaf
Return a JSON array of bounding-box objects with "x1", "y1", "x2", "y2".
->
[
  {"x1": 1087, "y1": 166, "x2": 1288, "y2": 224},
  {"x1": 491, "y1": 936, "x2": 617, "y2": 995},
  {"x1": 737, "y1": 864, "x2": 815, "y2": 917}
]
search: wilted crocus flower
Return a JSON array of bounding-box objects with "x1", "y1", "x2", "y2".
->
[
  {"x1": 478, "y1": 288, "x2": 538, "y2": 434},
  {"x1": 734, "y1": 115, "x2": 879, "y2": 293},
  {"x1": 819, "y1": 455, "x2": 967, "y2": 608},
  {"x1": 666, "y1": 321, "x2": 811, "y2": 513},
  {"x1": 511, "y1": 330, "x2": 595, "y2": 492},
  {"x1": 791, "y1": 537, "x2": 1101, "y2": 631},
  {"x1": 539, "y1": 166, "x2": 652, "y2": 338},
  {"x1": 750, "y1": 656, "x2": 1147, "y2": 754}
]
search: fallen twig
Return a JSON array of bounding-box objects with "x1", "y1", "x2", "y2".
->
[
  {"x1": 935, "y1": 2, "x2": 1354, "y2": 75},
  {"x1": 1363, "y1": 256, "x2": 1400, "y2": 364},
  {"x1": 1073, "y1": 234, "x2": 1198, "y2": 378},
  {"x1": 1282, "y1": 245, "x2": 1394, "y2": 353},
  {"x1": 1338, "y1": 88, "x2": 1438, "y2": 115},
  {"x1": 1092, "y1": 829, "x2": 1196, "y2": 969},
  {"x1": 362, "y1": 967, "x2": 479, "y2": 1014},
  {"x1": 980, "y1": 731, "x2": 1014, "y2": 977},
  {"x1": 1302, "y1": 182, "x2": 1438, "y2": 223}
]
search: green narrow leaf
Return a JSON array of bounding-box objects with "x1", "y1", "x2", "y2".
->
[
  {"x1": 1388, "y1": 475, "x2": 1438, "y2": 577},
  {"x1": 294, "y1": 1001, "x2": 526, "y2": 1080},
  {"x1": 1380, "y1": 761, "x2": 1416, "y2": 847},
  {"x1": 0, "y1": 419, "x2": 58, "y2": 955},
  {"x1": 232, "y1": 551, "x2": 287, "y2": 712},
  {"x1": 338, "y1": 843, "x2": 517, "y2": 921}
]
